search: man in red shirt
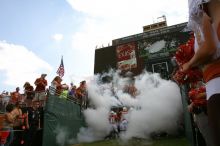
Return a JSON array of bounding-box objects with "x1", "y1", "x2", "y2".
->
[{"x1": 34, "y1": 74, "x2": 47, "y2": 107}]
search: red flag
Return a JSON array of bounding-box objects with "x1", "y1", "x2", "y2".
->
[{"x1": 56, "y1": 56, "x2": 65, "y2": 78}]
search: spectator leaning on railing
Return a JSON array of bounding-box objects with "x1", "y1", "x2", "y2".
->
[{"x1": 34, "y1": 74, "x2": 47, "y2": 107}]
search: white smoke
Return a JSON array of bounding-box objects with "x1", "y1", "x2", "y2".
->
[
  {"x1": 77, "y1": 108, "x2": 111, "y2": 143},
  {"x1": 54, "y1": 126, "x2": 69, "y2": 146},
  {"x1": 122, "y1": 71, "x2": 183, "y2": 139},
  {"x1": 55, "y1": 125, "x2": 77, "y2": 146},
  {"x1": 77, "y1": 70, "x2": 183, "y2": 142}
]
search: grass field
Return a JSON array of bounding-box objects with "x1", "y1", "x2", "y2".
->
[{"x1": 71, "y1": 137, "x2": 190, "y2": 146}]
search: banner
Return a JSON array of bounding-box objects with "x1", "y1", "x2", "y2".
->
[{"x1": 116, "y1": 42, "x2": 137, "y2": 71}]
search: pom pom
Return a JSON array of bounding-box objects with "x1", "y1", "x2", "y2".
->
[
  {"x1": 188, "y1": 86, "x2": 207, "y2": 106},
  {"x1": 188, "y1": 89, "x2": 198, "y2": 98},
  {"x1": 175, "y1": 36, "x2": 195, "y2": 66},
  {"x1": 172, "y1": 35, "x2": 203, "y2": 84}
]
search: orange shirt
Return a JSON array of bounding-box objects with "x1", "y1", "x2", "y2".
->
[
  {"x1": 203, "y1": 59, "x2": 220, "y2": 83},
  {"x1": 35, "y1": 78, "x2": 47, "y2": 92}
]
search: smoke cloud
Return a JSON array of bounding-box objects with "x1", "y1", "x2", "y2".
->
[
  {"x1": 55, "y1": 125, "x2": 77, "y2": 146},
  {"x1": 77, "y1": 70, "x2": 183, "y2": 142},
  {"x1": 54, "y1": 126, "x2": 69, "y2": 146}
]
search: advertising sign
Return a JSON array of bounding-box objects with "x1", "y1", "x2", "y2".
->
[{"x1": 116, "y1": 42, "x2": 137, "y2": 71}]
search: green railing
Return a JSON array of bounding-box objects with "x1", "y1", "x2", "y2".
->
[{"x1": 42, "y1": 95, "x2": 86, "y2": 146}]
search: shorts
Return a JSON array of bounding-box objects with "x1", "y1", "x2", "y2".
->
[
  {"x1": 206, "y1": 77, "x2": 220, "y2": 100},
  {"x1": 26, "y1": 93, "x2": 35, "y2": 100},
  {"x1": 34, "y1": 92, "x2": 46, "y2": 101}
]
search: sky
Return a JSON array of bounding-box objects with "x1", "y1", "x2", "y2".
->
[{"x1": 0, "y1": 0, "x2": 189, "y2": 92}]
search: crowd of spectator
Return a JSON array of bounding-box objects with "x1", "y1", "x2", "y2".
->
[{"x1": 0, "y1": 73, "x2": 88, "y2": 146}]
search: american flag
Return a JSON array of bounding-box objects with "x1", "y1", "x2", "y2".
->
[{"x1": 56, "y1": 56, "x2": 65, "y2": 78}]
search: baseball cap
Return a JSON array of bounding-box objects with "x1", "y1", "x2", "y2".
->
[{"x1": 41, "y1": 73, "x2": 47, "y2": 77}]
